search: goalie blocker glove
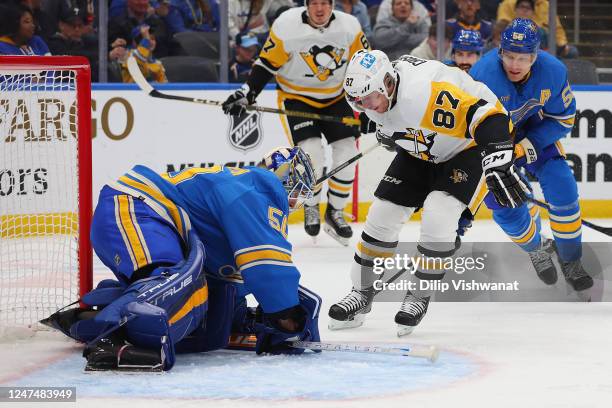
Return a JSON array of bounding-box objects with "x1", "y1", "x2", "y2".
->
[{"x1": 482, "y1": 141, "x2": 531, "y2": 208}]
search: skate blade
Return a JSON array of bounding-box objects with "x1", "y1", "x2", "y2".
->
[
  {"x1": 328, "y1": 314, "x2": 365, "y2": 330},
  {"x1": 397, "y1": 324, "x2": 415, "y2": 337},
  {"x1": 84, "y1": 364, "x2": 164, "y2": 373},
  {"x1": 576, "y1": 287, "x2": 592, "y2": 302},
  {"x1": 323, "y1": 225, "x2": 350, "y2": 246}
]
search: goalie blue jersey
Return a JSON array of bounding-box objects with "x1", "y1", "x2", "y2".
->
[
  {"x1": 469, "y1": 49, "x2": 576, "y2": 152},
  {"x1": 107, "y1": 164, "x2": 298, "y2": 314}
]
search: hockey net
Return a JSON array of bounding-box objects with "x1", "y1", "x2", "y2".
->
[{"x1": 0, "y1": 56, "x2": 92, "y2": 338}]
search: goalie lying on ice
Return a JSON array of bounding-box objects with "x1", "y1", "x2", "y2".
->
[{"x1": 42, "y1": 147, "x2": 321, "y2": 371}]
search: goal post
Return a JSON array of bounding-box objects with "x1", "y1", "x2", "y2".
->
[{"x1": 0, "y1": 56, "x2": 92, "y2": 333}]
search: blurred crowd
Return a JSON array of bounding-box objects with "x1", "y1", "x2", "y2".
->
[{"x1": 0, "y1": 0, "x2": 579, "y2": 83}]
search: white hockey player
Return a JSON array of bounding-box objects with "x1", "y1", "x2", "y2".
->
[
  {"x1": 328, "y1": 50, "x2": 530, "y2": 335},
  {"x1": 222, "y1": 0, "x2": 372, "y2": 246}
]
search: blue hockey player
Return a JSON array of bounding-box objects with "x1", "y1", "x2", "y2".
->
[
  {"x1": 447, "y1": 29, "x2": 484, "y2": 72},
  {"x1": 42, "y1": 147, "x2": 322, "y2": 371},
  {"x1": 470, "y1": 18, "x2": 593, "y2": 292}
]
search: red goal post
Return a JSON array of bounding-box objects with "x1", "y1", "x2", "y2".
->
[{"x1": 0, "y1": 56, "x2": 92, "y2": 332}]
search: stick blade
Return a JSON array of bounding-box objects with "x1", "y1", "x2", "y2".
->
[{"x1": 127, "y1": 56, "x2": 155, "y2": 94}]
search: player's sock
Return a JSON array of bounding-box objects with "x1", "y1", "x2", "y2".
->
[{"x1": 493, "y1": 205, "x2": 541, "y2": 252}]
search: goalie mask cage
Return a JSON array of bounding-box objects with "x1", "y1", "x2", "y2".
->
[{"x1": 0, "y1": 56, "x2": 92, "y2": 334}]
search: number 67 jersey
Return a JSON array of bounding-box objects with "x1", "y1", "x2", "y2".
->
[{"x1": 365, "y1": 56, "x2": 510, "y2": 163}]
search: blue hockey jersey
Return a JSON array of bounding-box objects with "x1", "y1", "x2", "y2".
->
[
  {"x1": 469, "y1": 49, "x2": 576, "y2": 152},
  {"x1": 108, "y1": 164, "x2": 298, "y2": 314}
]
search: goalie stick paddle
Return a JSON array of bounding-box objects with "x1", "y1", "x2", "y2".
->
[
  {"x1": 528, "y1": 198, "x2": 612, "y2": 237},
  {"x1": 126, "y1": 56, "x2": 361, "y2": 127},
  {"x1": 290, "y1": 341, "x2": 439, "y2": 362}
]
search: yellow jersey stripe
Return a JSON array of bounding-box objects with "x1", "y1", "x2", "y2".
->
[
  {"x1": 276, "y1": 75, "x2": 344, "y2": 95},
  {"x1": 258, "y1": 30, "x2": 290, "y2": 70},
  {"x1": 236, "y1": 249, "x2": 292, "y2": 269},
  {"x1": 512, "y1": 220, "x2": 537, "y2": 244},
  {"x1": 127, "y1": 195, "x2": 152, "y2": 265},
  {"x1": 239, "y1": 260, "x2": 295, "y2": 272},
  {"x1": 118, "y1": 175, "x2": 185, "y2": 239},
  {"x1": 278, "y1": 90, "x2": 345, "y2": 109},
  {"x1": 234, "y1": 244, "x2": 291, "y2": 256},
  {"x1": 468, "y1": 175, "x2": 488, "y2": 214},
  {"x1": 169, "y1": 285, "x2": 208, "y2": 325},
  {"x1": 117, "y1": 195, "x2": 149, "y2": 269},
  {"x1": 113, "y1": 195, "x2": 138, "y2": 268}
]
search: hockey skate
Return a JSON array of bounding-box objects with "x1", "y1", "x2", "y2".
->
[
  {"x1": 528, "y1": 238, "x2": 558, "y2": 285},
  {"x1": 328, "y1": 287, "x2": 374, "y2": 330},
  {"x1": 323, "y1": 205, "x2": 353, "y2": 246},
  {"x1": 560, "y1": 259, "x2": 593, "y2": 293},
  {"x1": 304, "y1": 203, "x2": 320, "y2": 241},
  {"x1": 395, "y1": 291, "x2": 430, "y2": 337}
]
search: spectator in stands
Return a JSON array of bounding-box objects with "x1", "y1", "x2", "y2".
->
[
  {"x1": 361, "y1": 0, "x2": 381, "y2": 25},
  {"x1": 164, "y1": 0, "x2": 220, "y2": 34},
  {"x1": 376, "y1": 0, "x2": 430, "y2": 27},
  {"x1": 446, "y1": 0, "x2": 492, "y2": 41},
  {"x1": 267, "y1": 0, "x2": 295, "y2": 25},
  {"x1": 228, "y1": 0, "x2": 272, "y2": 45},
  {"x1": 18, "y1": 0, "x2": 55, "y2": 40},
  {"x1": 335, "y1": 0, "x2": 372, "y2": 38},
  {"x1": 373, "y1": 0, "x2": 428, "y2": 60},
  {"x1": 409, "y1": 21, "x2": 452, "y2": 60},
  {"x1": 41, "y1": 0, "x2": 94, "y2": 38},
  {"x1": 228, "y1": 32, "x2": 259, "y2": 83},
  {"x1": 109, "y1": 0, "x2": 171, "y2": 58},
  {"x1": 483, "y1": 19, "x2": 508, "y2": 52},
  {"x1": 0, "y1": 3, "x2": 51, "y2": 55},
  {"x1": 120, "y1": 24, "x2": 168, "y2": 83},
  {"x1": 47, "y1": 5, "x2": 99, "y2": 79},
  {"x1": 497, "y1": 0, "x2": 578, "y2": 58},
  {"x1": 446, "y1": 0, "x2": 500, "y2": 22},
  {"x1": 513, "y1": 0, "x2": 548, "y2": 47}
]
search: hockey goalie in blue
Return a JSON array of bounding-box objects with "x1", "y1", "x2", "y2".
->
[
  {"x1": 469, "y1": 18, "x2": 593, "y2": 292},
  {"x1": 41, "y1": 147, "x2": 322, "y2": 371}
]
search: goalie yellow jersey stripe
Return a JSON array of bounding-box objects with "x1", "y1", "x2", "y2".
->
[
  {"x1": 115, "y1": 195, "x2": 151, "y2": 269},
  {"x1": 235, "y1": 249, "x2": 293, "y2": 271}
]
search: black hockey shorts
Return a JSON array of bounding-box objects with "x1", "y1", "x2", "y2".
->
[
  {"x1": 280, "y1": 97, "x2": 360, "y2": 145},
  {"x1": 375, "y1": 147, "x2": 487, "y2": 212}
]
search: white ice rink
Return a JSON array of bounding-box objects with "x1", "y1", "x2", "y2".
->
[{"x1": 1, "y1": 220, "x2": 611, "y2": 408}]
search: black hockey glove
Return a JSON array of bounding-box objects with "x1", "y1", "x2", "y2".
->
[
  {"x1": 482, "y1": 141, "x2": 531, "y2": 208},
  {"x1": 375, "y1": 129, "x2": 397, "y2": 152},
  {"x1": 359, "y1": 112, "x2": 377, "y2": 134},
  {"x1": 222, "y1": 83, "x2": 257, "y2": 116}
]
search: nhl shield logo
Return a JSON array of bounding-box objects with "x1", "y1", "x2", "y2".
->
[{"x1": 227, "y1": 111, "x2": 263, "y2": 152}]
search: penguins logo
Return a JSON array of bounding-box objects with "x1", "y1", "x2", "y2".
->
[
  {"x1": 450, "y1": 169, "x2": 469, "y2": 184},
  {"x1": 393, "y1": 128, "x2": 438, "y2": 162},
  {"x1": 300, "y1": 45, "x2": 346, "y2": 81}
]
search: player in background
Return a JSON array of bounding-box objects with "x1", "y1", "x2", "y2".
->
[
  {"x1": 446, "y1": 29, "x2": 484, "y2": 72},
  {"x1": 222, "y1": 0, "x2": 372, "y2": 246},
  {"x1": 470, "y1": 18, "x2": 593, "y2": 292},
  {"x1": 328, "y1": 50, "x2": 529, "y2": 336},
  {"x1": 42, "y1": 147, "x2": 321, "y2": 371}
]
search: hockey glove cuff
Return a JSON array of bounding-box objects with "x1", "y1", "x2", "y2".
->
[{"x1": 222, "y1": 83, "x2": 257, "y2": 116}]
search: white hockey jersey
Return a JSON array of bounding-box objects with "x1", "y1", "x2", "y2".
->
[
  {"x1": 366, "y1": 55, "x2": 510, "y2": 163},
  {"x1": 255, "y1": 7, "x2": 370, "y2": 108}
]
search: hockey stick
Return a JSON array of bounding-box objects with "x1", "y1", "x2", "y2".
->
[
  {"x1": 528, "y1": 198, "x2": 612, "y2": 237},
  {"x1": 126, "y1": 56, "x2": 361, "y2": 127},
  {"x1": 290, "y1": 340, "x2": 439, "y2": 362},
  {"x1": 315, "y1": 143, "x2": 381, "y2": 186}
]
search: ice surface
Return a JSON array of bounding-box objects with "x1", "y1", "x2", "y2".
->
[{"x1": 1, "y1": 220, "x2": 611, "y2": 408}]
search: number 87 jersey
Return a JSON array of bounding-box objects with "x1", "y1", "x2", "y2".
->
[{"x1": 365, "y1": 56, "x2": 510, "y2": 163}]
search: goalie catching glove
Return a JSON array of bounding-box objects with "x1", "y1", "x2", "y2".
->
[{"x1": 482, "y1": 141, "x2": 531, "y2": 208}]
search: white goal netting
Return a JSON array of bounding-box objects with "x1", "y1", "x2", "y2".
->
[{"x1": 1, "y1": 65, "x2": 88, "y2": 333}]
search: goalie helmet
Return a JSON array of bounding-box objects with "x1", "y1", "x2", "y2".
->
[
  {"x1": 262, "y1": 146, "x2": 316, "y2": 211},
  {"x1": 500, "y1": 18, "x2": 540, "y2": 54},
  {"x1": 343, "y1": 49, "x2": 397, "y2": 113}
]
